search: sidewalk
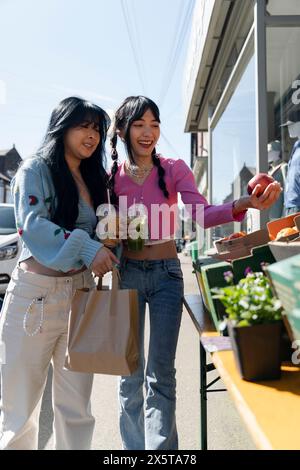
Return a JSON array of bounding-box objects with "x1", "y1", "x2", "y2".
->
[{"x1": 38, "y1": 253, "x2": 255, "y2": 450}]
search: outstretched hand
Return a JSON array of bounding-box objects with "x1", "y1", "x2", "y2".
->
[
  {"x1": 249, "y1": 181, "x2": 282, "y2": 210},
  {"x1": 232, "y1": 181, "x2": 283, "y2": 215}
]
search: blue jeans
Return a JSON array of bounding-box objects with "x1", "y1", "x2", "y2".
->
[{"x1": 118, "y1": 258, "x2": 184, "y2": 450}]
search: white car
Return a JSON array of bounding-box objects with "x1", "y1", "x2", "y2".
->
[{"x1": 0, "y1": 203, "x2": 20, "y2": 296}]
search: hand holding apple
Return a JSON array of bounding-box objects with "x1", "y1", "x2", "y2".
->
[
  {"x1": 232, "y1": 173, "x2": 282, "y2": 215},
  {"x1": 247, "y1": 173, "x2": 275, "y2": 196},
  {"x1": 248, "y1": 178, "x2": 282, "y2": 211}
]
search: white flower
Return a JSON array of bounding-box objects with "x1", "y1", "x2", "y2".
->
[{"x1": 239, "y1": 300, "x2": 249, "y2": 309}]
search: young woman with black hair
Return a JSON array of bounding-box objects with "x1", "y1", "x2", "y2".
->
[
  {"x1": 109, "y1": 95, "x2": 282, "y2": 450},
  {"x1": 0, "y1": 96, "x2": 119, "y2": 450}
]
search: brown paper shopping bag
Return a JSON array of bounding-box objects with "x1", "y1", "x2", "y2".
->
[{"x1": 64, "y1": 268, "x2": 139, "y2": 375}]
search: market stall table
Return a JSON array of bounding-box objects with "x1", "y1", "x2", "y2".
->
[{"x1": 184, "y1": 293, "x2": 300, "y2": 450}]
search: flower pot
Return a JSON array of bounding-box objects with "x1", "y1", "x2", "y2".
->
[{"x1": 228, "y1": 321, "x2": 282, "y2": 381}]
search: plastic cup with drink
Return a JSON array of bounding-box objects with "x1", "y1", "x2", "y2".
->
[
  {"x1": 127, "y1": 214, "x2": 147, "y2": 251},
  {"x1": 96, "y1": 190, "x2": 120, "y2": 248},
  {"x1": 126, "y1": 200, "x2": 148, "y2": 251}
]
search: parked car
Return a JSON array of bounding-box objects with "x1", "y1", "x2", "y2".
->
[{"x1": 0, "y1": 203, "x2": 20, "y2": 296}]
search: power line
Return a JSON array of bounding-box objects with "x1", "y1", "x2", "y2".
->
[
  {"x1": 163, "y1": 100, "x2": 182, "y2": 120},
  {"x1": 158, "y1": 0, "x2": 196, "y2": 109},
  {"x1": 160, "y1": 0, "x2": 187, "y2": 98},
  {"x1": 161, "y1": 130, "x2": 183, "y2": 158},
  {"x1": 159, "y1": 0, "x2": 195, "y2": 106},
  {"x1": 121, "y1": 0, "x2": 147, "y2": 94},
  {"x1": 130, "y1": 0, "x2": 148, "y2": 92}
]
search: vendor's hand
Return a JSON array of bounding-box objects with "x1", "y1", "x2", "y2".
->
[
  {"x1": 90, "y1": 246, "x2": 119, "y2": 277},
  {"x1": 249, "y1": 181, "x2": 282, "y2": 210}
]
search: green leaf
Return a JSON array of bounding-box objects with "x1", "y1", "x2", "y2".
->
[
  {"x1": 210, "y1": 271, "x2": 282, "y2": 326},
  {"x1": 237, "y1": 319, "x2": 250, "y2": 327}
]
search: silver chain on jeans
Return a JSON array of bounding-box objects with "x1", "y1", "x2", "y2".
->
[{"x1": 23, "y1": 297, "x2": 45, "y2": 336}]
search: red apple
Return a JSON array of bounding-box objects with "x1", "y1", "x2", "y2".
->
[{"x1": 247, "y1": 173, "x2": 274, "y2": 196}]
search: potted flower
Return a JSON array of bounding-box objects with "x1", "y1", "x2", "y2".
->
[{"x1": 212, "y1": 272, "x2": 283, "y2": 381}]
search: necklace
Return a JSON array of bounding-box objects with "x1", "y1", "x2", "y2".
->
[{"x1": 125, "y1": 161, "x2": 154, "y2": 179}]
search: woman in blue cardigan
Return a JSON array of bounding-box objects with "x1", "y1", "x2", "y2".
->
[{"x1": 0, "y1": 97, "x2": 118, "y2": 450}]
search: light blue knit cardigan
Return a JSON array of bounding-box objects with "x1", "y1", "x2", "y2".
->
[{"x1": 11, "y1": 157, "x2": 103, "y2": 272}]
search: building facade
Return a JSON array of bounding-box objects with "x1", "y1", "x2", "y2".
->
[
  {"x1": 0, "y1": 146, "x2": 22, "y2": 203},
  {"x1": 0, "y1": 172, "x2": 12, "y2": 204},
  {"x1": 184, "y1": 0, "x2": 300, "y2": 247}
]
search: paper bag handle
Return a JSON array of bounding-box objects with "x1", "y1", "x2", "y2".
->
[
  {"x1": 96, "y1": 277, "x2": 103, "y2": 291},
  {"x1": 111, "y1": 266, "x2": 121, "y2": 293},
  {"x1": 96, "y1": 266, "x2": 120, "y2": 291}
]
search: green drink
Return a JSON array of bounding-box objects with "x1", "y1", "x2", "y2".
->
[{"x1": 127, "y1": 215, "x2": 147, "y2": 252}]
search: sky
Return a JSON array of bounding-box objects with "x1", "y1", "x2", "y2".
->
[{"x1": 0, "y1": 0, "x2": 195, "y2": 169}]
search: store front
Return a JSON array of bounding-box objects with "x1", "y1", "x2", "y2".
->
[{"x1": 184, "y1": 0, "x2": 300, "y2": 248}]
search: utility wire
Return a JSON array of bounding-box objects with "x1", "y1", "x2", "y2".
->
[
  {"x1": 158, "y1": 0, "x2": 195, "y2": 108},
  {"x1": 163, "y1": 100, "x2": 182, "y2": 120},
  {"x1": 161, "y1": 130, "x2": 183, "y2": 158},
  {"x1": 121, "y1": 0, "x2": 147, "y2": 94},
  {"x1": 158, "y1": 0, "x2": 185, "y2": 102},
  {"x1": 159, "y1": 0, "x2": 195, "y2": 106},
  {"x1": 130, "y1": 0, "x2": 148, "y2": 92}
]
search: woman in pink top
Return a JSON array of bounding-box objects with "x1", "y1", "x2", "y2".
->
[{"x1": 109, "y1": 96, "x2": 281, "y2": 450}]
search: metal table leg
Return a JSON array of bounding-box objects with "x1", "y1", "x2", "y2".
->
[
  {"x1": 199, "y1": 339, "x2": 227, "y2": 450},
  {"x1": 200, "y1": 339, "x2": 208, "y2": 450}
]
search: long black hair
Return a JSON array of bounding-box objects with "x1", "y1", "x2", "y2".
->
[
  {"x1": 37, "y1": 96, "x2": 110, "y2": 230},
  {"x1": 109, "y1": 96, "x2": 169, "y2": 204}
]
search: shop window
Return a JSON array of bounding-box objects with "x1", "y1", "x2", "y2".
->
[
  {"x1": 266, "y1": 27, "x2": 300, "y2": 218},
  {"x1": 211, "y1": 55, "x2": 256, "y2": 241},
  {"x1": 267, "y1": 0, "x2": 300, "y2": 16}
]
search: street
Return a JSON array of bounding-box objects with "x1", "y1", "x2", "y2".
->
[{"x1": 37, "y1": 253, "x2": 255, "y2": 450}]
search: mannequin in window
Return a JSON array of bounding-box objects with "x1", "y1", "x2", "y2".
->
[
  {"x1": 281, "y1": 107, "x2": 300, "y2": 215},
  {"x1": 268, "y1": 140, "x2": 287, "y2": 220}
]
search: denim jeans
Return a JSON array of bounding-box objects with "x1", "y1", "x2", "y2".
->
[{"x1": 118, "y1": 258, "x2": 184, "y2": 450}]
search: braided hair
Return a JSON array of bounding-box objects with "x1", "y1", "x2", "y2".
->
[
  {"x1": 151, "y1": 152, "x2": 169, "y2": 198},
  {"x1": 109, "y1": 96, "x2": 169, "y2": 202},
  {"x1": 108, "y1": 133, "x2": 119, "y2": 205}
]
